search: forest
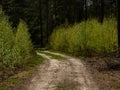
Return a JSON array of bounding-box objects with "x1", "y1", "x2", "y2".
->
[{"x1": 0, "y1": 0, "x2": 120, "y2": 90}]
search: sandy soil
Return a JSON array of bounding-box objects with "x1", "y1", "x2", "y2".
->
[{"x1": 24, "y1": 51, "x2": 99, "y2": 90}]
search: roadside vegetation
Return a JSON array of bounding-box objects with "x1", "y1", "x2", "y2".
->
[
  {"x1": 50, "y1": 18, "x2": 117, "y2": 56},
  {"x1": 50, "y1": 18, "x2": 120, "y2": 90},
  {"x1": 0, "y1": 6, "x2": 45, "y2": 90},
  {"x1": 0, "y1": 6, "x2": 32, "y2": 76},
  {"x1": 0, "y1": 55, "x2": 45, "y2": 90}
]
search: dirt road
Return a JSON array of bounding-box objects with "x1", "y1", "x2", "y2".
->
[{"x1": 25, "y1": 51, "x2": 99, "y2": 90}]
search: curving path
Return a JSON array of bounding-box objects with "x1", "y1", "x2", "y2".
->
[{"x1": 25, "y1": 51, "x2": 99, "y2": 90}]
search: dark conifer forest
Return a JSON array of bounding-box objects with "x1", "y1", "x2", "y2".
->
[{"x1": 1, "y1": 0, "x2": 118, "y2": 47}]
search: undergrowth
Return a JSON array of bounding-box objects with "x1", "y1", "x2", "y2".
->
[
  {"x1": 50, "y1": 18, "x2": 118, "y2": 56},
  {"x1": 0, "y1": 54, "x2": 45, "y2": 90},
  {"x1": 0, "y1": 6, "x2": 33, "y2": 83}
]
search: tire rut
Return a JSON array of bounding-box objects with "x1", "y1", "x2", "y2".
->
[{"x1": 25, "y1": 51, "x2": 99, "y2": 90}]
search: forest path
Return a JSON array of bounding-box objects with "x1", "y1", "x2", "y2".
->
[{"x1": 25, "y1": 51, "x2": 99, "y2": 90}]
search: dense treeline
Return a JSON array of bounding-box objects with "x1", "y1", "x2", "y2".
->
[
  {"x1": 0, "y1": 0, "x2": 117, "y2": 47},
  {"x1": 0, "y1": 0, "x2": 120, "y2": 56},
  {"x1": 0, "y1": 7, "x2": 33, "y2": 74}
]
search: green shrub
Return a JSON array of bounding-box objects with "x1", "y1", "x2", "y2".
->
[
  {"x1": 13, "y1": 20, "x2": 33, "y2": 67},
  {"x1": 0, "y1": 6, "x2": 33, "y2": 70},
  {"x1": 50, "y1": 27, "x2": 68, "y2": 51},
  {"x1": 0, "y1": 7, "x2": 14, "y2": 70},
  {"x1": 50, "y1": 18, "x2": 118, "y2": 56}
]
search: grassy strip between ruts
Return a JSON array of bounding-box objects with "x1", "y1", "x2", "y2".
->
[
  {"x1": 39, "y1": 51, "x2": 66, "y2": 60},
  {"x1": 0, "y1": 54, "x2": 45, "y2": 90}
]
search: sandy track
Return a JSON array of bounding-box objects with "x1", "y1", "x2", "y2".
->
[{"x1": 25, "y1": 51, "x2": 99, "y2": 90}]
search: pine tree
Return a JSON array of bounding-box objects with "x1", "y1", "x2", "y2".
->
[
  {"x1": 13, "y1": 20, "x2": 33, "y2": 67},
  {"x1": 0, "y1": 6, "x2": 14, "y2": 69}
]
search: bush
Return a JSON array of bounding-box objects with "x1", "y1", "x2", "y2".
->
[
  {"x1": 50, "y1": 27, "x2": 68, "y2": 51},
  {"x1": 13, "y1": 20, "x2": 33, "y2": 67},
  {"x1": 50, "y1": 18, "x2": 118, "y2": 56},
  {"x1": 0, "y1": 7, "x2": 14, "y2": 70},
  {"x1": 0, "y1": 6, "x2": 33, "y2": 71}
]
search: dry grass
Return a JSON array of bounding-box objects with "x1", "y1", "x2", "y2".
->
[{"x1": 83, "y1": 57, "x2": 120, "y2": 90}]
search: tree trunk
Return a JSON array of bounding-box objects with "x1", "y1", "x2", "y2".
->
[
  {"x1": 40, "y1": 0, "x2": 43, "y2": 47},
  {"x1": 0, "y1": 0, "x2": 2, "y2": 5},
  {"x1": 99, "y1": 0, "x2": 104, "y2": 23},
  {"x1": 46, "y1": 0, "x2": 49, "y2": 43},
  {"x1": 117, "y1": 0, "x2": 120, "y2": 50},
  {"x1": 84, "y1": 0, "x2": 87, "y2": 20},
  {"x1": 54, "y1": 0, "x2": 57, "y2": 27}
]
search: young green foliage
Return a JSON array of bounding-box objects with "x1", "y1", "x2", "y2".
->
[
  {"x1": 13, "y1": 20, "x2": 33, "y2": 67},
  {"x1": 0, "y1": 6, "x2": 33, "y2": 70},
  {"x1": 0, "y1": 6, "x2": 14, "y2": 70},
  {"x1": 50, "y1": 18, "x2": 118, "y2": 56}
]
